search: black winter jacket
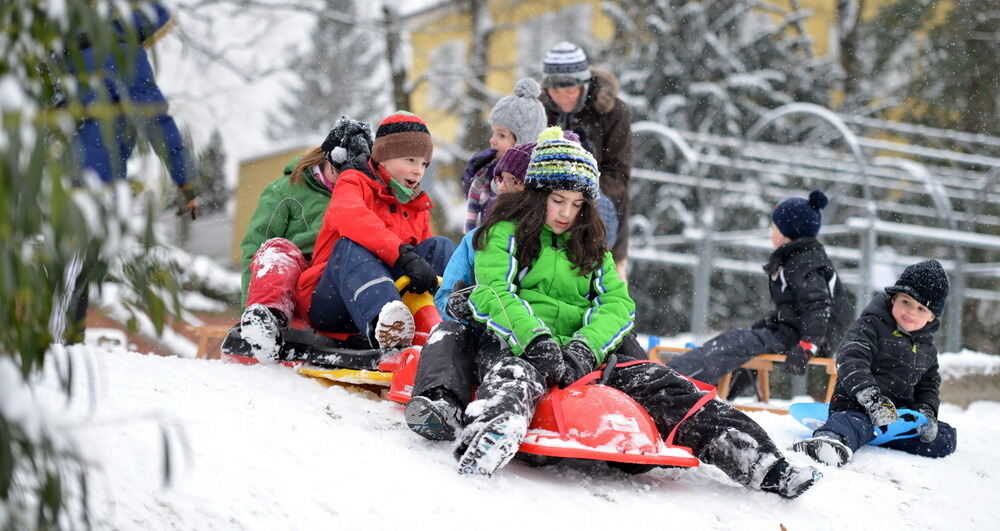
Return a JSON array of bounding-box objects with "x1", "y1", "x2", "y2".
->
[
  {"x1": 755, "y1": 238, "x2": 852, "y2": 354},
  {"x1": 830, "y1": 293, "x2": 942, "y2": 415}
]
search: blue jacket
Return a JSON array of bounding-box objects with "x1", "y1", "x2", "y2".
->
[{"x1": 434, "y1": 229, "x2": 476, "y2": 321}]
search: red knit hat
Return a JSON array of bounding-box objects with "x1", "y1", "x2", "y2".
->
[{"x1": 371, "y1": 111, "x2": 433, "y2": 164}]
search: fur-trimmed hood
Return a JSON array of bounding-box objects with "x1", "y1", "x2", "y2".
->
[{"x1": 540, "y1": 67, "x2": 621, "y2": 115}]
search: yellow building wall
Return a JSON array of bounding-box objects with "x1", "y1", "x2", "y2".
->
[
  {"x1": 230, "y1": 147, "x2": 310, "y2": 264},
  {"x1": 408, "y1": 0, "x2": 613, "y2": 146}
]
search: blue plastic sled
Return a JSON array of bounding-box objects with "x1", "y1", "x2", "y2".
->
[{"x1": 789, "y1": 402, "x2": 927, "y2": 446}]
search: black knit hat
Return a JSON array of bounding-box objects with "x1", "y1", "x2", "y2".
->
[
  {"x1": 885, "y1": 259, "x2": 950, "y2": 316},
  {"x1": 772, "y1": 190, "x2": 828, "y2": 240},
  {"x1": 321, "y1": 116, "x2": 374, "y2": 171}
]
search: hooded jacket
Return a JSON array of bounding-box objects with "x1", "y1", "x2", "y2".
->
[
  {"x1": 830, "y1": 293, "x2": 942, "y2": 415},
  {"x1": 239, "y1": 157, "x2": 331, "y2": 303},
  {"x1": 756, "y1": 238, "x2": 853, "y2": 353},
  {"x1": 468, "y1": 220, "x2": 634, "y2": 361},
  {"x1": 295, "y1": 160, "x2": 433, "y2": 316}
]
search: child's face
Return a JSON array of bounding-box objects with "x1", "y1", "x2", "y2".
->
[
  {"x1": 770, "y1": 223, "x2": 791, "y2": 249},
  {"x1": 545, "y1": 190, "x2": 584, "y2": 234},
  {"x1": 547, "y1": 85, "x2": 584, "y2": 113},
  {"x1": 489, "y1": 124, "x2": 516, "y2": 155},
  {"x1": 891, "y1": 293, "x2": 934, "y2": 332},
  {"x1": 380, "y1": 156, "x2": 430, "y2": 189},
  {"x1": 495, "y1": 171, "x2": 524, "y2": 193}
]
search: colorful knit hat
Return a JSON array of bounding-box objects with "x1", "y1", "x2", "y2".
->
[
  {"x1": 489, "y1": 78, "x2": 547, "y2": 145},
  {"x1": 493, "y1": 142, "x2": 536, "y2": 184},
  {"x1": 542, "y1": 41, "x2": 592, "y2": 88},
  {"x1": 885, "y1": 259, "x2": 950, "y2": 316},
  {"x1": 772, "y1": 190, "x2": 828, "y2": 240},
  {"x1": 371, "y1": 111, "x2": 433, "y2": 164},
  {"x1": 524, "y1": 126, "x2": 600, "y2": 200}
]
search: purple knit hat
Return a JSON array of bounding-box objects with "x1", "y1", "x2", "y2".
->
[{"x1": 493, "y1": 142, "x2": 536, "y2": 183}]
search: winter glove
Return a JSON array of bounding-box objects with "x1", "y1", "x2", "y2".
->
[
  {"x1": 559, "y1": 341, "x2": 597, "y2": 387},
  {"x1": 445, "y1": 280, "x2": 474, "y2": 322},
  {"x1": 520, "y1": 336, "x2": 565, "y2": 387},
  {"x1": 782, "y1": 341, "x2": 816, "y2": 376},
  {"x1": 395, "y1": 244, "x2": 438, "y2": 294},
  {"x1": 175, "y1": 183, "x2": 198, "y2": 220},
  {"x1": 916, "y1": 404, "x2": 939, "y2": 443},
  {"x1": 856, "y1": 386, "x2": 899, "y2": 427}
]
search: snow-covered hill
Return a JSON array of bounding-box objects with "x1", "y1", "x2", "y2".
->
[{"x1": 28, "y1": 345, "x2": 996, "y2": 530}]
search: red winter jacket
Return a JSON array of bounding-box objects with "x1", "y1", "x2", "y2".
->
[{"x1": 295, "y1": 160, "x2": 434, "y2": 317}]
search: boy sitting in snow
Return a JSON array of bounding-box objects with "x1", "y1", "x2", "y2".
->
[
  {"x1": 792, "y1": 260, "x2": 958, "y2": 466},
  {"x1": 667, "y1": 190, "x2": 853, "y2": 388}
]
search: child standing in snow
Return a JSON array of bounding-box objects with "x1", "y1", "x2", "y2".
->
[
  {"x1": 463, "y1": 78, "x2": 547, "y2": 232},
  {"x1": 237, "y1": 117, "x2": 373, "y2": 362},
  {"x1": 793, "y1": 260, "x2": 957, "y2": 466},
  {"x1": 667, "y1": 191, "x2": 852, "y2": 387},
  {"x1": 294, "y1": 112, "x2": 456, "y2": 351},
  {"x1": 451, "y1": 127, "x2": 820, "y2": 498}
]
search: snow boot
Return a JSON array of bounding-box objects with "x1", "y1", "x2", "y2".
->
[
  {"x1": 791, "y1": 431, "x2": 853, "y2": 467},
  {"x1": 372, "y1": 300, "x2": 415, "y2": 350},
  {"x1": 239, "y1": 304, "x2": 287, "y2": 363},
  {"x1": 759, "y1": 459, "x2": 821, "y2": 499},
  {"x1": 405, "y1": 391, "x2": 464, "y2": 442},
  {"x1": 456, "y1": 413, "x2": 528, "y2": 477}
]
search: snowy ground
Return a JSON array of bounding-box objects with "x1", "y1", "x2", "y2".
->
[{"x1": 30, "y1": 345, "x2": 998, "y2": 530}]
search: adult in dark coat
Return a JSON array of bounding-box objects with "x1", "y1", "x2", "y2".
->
[{"x1": 538, "y1": 42, "x2": 633, "y2": 278}]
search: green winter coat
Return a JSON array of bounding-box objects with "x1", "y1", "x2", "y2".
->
[
  {"x1": 468, "y1": 220, "x2": 634, "y2": 361},
  {"x1": 239, "y1": 157, "x2": 331, "y2": 303}
]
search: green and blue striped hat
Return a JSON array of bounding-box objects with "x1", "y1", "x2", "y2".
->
[{"x1": 524, "y1": 126, "x2": 600, "y2": 200}]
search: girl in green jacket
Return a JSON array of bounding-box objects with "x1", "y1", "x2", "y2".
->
[
  {"x1": 237, "y1": 117, "x2": 373, "y2": 362},
  {"x1": 455, "y1": 127, "x2": 821, "y2": 499}
]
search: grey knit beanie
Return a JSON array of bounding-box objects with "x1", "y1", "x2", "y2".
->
[
  {"x1": 542, "y1": 41, "x2": 592, "y2": 88},
  {"x1": 488, "y1": 78, "x2": 547, "y2": 145}
]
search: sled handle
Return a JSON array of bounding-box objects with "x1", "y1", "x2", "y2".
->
[{"x1": 598, "y1": 353, "x2": 619, "y2": 385}]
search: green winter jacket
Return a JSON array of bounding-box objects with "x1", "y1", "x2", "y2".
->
[
  {"x1": 239, "y1": 157, "x2": 331, "y2": 303},
  {"x1": 468, "y1": 220, "x2": 634, "y2": 361}
]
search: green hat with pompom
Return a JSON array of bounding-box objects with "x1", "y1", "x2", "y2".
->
[{"x1": 524, "y1": 126, "x2": 600, "y2": 200}]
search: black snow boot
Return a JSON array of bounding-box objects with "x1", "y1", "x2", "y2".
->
[
  {"x1": 405, "y1": 389, "x2": 464, "y2": 442},
  {"x1": 455, "y1": 412, "x2": 529, "y2": 477},
  {"x1": 791, "y1": 431, "x2": 853, "y2": 467},
  {"x1": 759, "y1": 459, "x2": 821, "y2": 499},
  {"x1": 239, "y1": 304, "x2": 288, "y2": 363}
]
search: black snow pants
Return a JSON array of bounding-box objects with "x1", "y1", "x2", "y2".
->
[
  {"x1": 411, "y1": 320, "x2": 485, "y2": 408},
  {"x1": 665, "y1": 327, "x2": 788, "y2": 383},
  {"x1": 468, "y1": 332, "x2": 786, "y2": 488}
]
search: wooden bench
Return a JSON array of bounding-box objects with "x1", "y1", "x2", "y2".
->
[
  {"x1": 647, "y1": 346, "x2": 837, "y2": 414},
  {"x1": 188, "y1": 324, "x2": 232, "y2": 360}
]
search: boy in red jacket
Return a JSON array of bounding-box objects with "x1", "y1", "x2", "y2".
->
[{"x1": 295, "y1": 112, "x2": 455, "y2": 350}]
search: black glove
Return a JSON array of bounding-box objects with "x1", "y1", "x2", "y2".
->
[
  {"x1": 445, "y1": 280, "x2": 474, "y2": 321},
  {"x1": 782, "y1": 343, "x2": 814, "y2": 376},
  {"x1": 559, "y1": 341, "x2": 597, "y2": 387},
  {"x1": 856, "y1": 386, "x2": 899, "y2": 427},
  {"x1": 916, "y1": 404, "x2": 939, "y2": 443},
  {"x1": 395, "y1": 244, "x2": 438, "y2": 293},
  {"x1": 176, "y1": 183, "x2": 198, "y2": 220},
  {"x1": 521, "y1": 336, "x2": 565, "y2": 387}
]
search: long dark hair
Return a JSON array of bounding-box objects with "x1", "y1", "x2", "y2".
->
[{"x1": 474, "y1": 188, "x2": 607, "y2": 276}]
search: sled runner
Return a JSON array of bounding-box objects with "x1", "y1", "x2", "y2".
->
[
  {"x1": 789, "y1": 402, "x2": 928, "y2": 445},
  {"x1": 221, "y1": 277, "x2": 440, "y2": 389}
]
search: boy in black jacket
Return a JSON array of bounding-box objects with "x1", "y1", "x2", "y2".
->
[
  {"x1": 668, "y1": 190, "x2": 852, "y2": 384},
  {"x1": 792, "y1": 260, "x2": 957, "y2": 466}
]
